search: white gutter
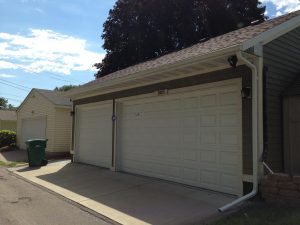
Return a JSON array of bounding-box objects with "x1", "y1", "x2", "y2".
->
[
  {"x1": 64, "y1": 45, "x2": 240, "y2": 99},
  {"x1": 219, "y1": 50, "x2": 261, "y2": 212}
]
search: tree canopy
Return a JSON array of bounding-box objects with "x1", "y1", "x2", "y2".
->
[
  {"x1": 95, "y1": 0, "x2": 266, "y2": 78},
  {"x1": 54, "y1": 85, "x2": 77, "y2": 92},
  {"x1": 0, "y1": 97, "x2": 14, "y2": 109}
]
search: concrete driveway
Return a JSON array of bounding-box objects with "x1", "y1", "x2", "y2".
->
[{"x1": 11, "y1": 161, "x2": 235, "y2": 225}]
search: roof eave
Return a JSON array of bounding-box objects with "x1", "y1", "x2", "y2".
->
[{"x1": 65, "y1": 45, "x2": 241, "y2": 99}]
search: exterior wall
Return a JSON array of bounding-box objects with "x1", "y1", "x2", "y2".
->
[
  {"x1": 264, "y1": 27, "x2": 300, "y2": 172},
  {"x1": 72, "y1": 66, "x2": 253, "y2": 176},
  {"x1": 17, "y1": 91, "x2": 56, "y2": 152},
  {"x1": 0, "y1": 120, "x2": 17, "y2": 131},
  {"x1": 283, "y1": 95, "x2": 300, "y2": 175},
  {"x1": 53, "y1": 107, "x2": 72, "y2": 153}
]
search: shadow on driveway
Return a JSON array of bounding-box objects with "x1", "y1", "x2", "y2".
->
[
  {"x1": 25, "y1": 162, "x2": 236, "y2": 225},
  {"x1": 0, "y1": 150, "x2": 28, "y2": 163}
]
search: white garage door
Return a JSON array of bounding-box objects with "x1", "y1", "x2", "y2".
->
[
  {"x1": 117, "y1": 79, "x2": 243, "y2": 195},
  {"x1": 75, "y1": 102, "x2": 113, "y2": 168},
  {"x1": 21, "y1": 117, "x2": 47, "y2": 149}
]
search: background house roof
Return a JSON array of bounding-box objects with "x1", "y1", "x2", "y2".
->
[
  {"x1": 34, "y1": 89, "x2": 72, "y2": 107},
  {"x1": 81, "y1": 10, "x2": 300, "y2": 89},
  {"x1": 0, "y1": 110, "x2": 17, "y2": 121}
]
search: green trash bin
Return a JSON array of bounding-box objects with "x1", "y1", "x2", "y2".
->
[{"x1": 26, "y1": 139, "x2": 48, "y2": 167}]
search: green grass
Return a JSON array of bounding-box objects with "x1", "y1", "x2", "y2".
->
[
  {"x1": 0, "y1": 161, "x2": 27, "y2": 167},
  {"x1": 210, "y1": 202, "x2": 300, "y2": 225}
]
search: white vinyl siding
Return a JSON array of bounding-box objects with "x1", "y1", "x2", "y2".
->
[
  {"x1": 17, "y1": 91, "x2": 72, "y2": 152},
  {"x1": 17, "y1": 91, "x2": 55, "y2": 151},
  {"x1": 53, "y1": 108, "x2": 72, "y2": 152}
]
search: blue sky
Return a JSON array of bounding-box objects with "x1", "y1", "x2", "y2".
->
[{"x1": 0, "y1": 0, "x2": 299, "y2": 106}]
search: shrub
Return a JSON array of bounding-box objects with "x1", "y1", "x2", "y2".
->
[{"x1": 0, "y1": 130, "x2": 16, "y2": 148}]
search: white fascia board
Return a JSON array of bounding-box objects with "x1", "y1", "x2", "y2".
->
[
  {"x1": 241, "y1": 15, "x2": 300, "y2": 51},
  {"x1": 65, "y1": 45, "x2": 240, "y2": 99}
]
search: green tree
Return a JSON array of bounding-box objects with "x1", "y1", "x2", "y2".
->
[
  {"x1": 0, "y1": 97, "x2": 8, "y2": 109},
  {"x1": 54, "y1": 85, "x2": 77, "y2": 92},
  {"x1": 95, "y1": 0, "x2": 266, "y2": 78}
]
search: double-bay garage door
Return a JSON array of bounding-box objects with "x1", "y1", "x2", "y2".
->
[{"x1": 75, "y1": 79, "x2": 242, "y2": 195}]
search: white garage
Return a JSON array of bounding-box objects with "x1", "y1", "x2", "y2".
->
[
  {"x1": 17, "y1": 89, "x2": 72, "y2": 154},
  {"x1": 75, "y1": 102, "x2": 113, "y2": 168},
  {"x1": 20, "y1": 117, "x2": 47, "y2": 150},
  {"x1": 117, "y1": 79, "x2": 242, "y2": 195}
]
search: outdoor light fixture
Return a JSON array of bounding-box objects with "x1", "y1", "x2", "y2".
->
[
  {"x1": 228, "y1": 55, "x2": 238, "y2": 68},
  {"x1": 70, "y1": 111, "x2": 75, "y2": 116},
  {"x1": 241, "y1": 87, "x2": 252, "y2": 99}
]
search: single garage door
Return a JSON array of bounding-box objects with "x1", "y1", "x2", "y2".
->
[
  {"x1": 75, "y1": 102, "x2": 113, "y2": 168},
  {"x1": 21, "y1": 117, "x2": 47, "y2": 149},
  {"x1": 117, "y1": 79, "x2": 243, "y2": 195}
]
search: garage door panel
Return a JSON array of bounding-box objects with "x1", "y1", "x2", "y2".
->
[
  {"x1": 75, "y1": 103, "x2": 112, "y2": 168},
  {"x1": 21, "y1": 117, "x2": 47, "y2": 150},
  {"x1": 118, "y1": 80, "x2": 242, "y2": 195}
]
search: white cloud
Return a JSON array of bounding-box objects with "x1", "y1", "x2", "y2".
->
[
  {"x1": 0, "y1": 29, "x2": 105, "y2": 75},
  {"x1": 0, "y1": 73, "x2": 16, "y2": 78},
  {"x1": 262, "y1": 0, "x2": 300, "y2": 16},
  {"x1": 0, "y1": 60, "x2": 18, "y2": 69}
]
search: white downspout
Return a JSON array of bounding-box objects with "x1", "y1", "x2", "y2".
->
[{"x1": 219, "y1": 51, "x2": 261, "y2": 212}]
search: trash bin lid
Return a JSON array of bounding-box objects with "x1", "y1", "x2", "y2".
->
[
  {"x1": 26, "y1": 139, "x2": 48, "y2": 148},
  {"x1": 26, "y1": 139, "x2": 48, "y2": 143}
]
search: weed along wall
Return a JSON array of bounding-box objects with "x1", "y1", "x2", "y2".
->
[{"x1": 260, "y1": 173, "x2": 300, "y2": 206}]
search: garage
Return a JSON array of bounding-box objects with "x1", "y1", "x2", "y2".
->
[
  {"x1": 75, "y1": 102, "x2": 113, "y2": 168},
  {"x1": 17, "y1": 88, "x2": 72, "y2": 154},
  {"x1": 117, "y1": 79, "x2": 242, "y2": 195},
  {"x1": 20, "y1": 117, "x2": 47, "y2": 150}
]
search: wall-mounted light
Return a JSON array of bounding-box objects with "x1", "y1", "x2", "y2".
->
[
  {"x1": 241, "y1": 87, "x2": 252, "y2": 99},
  {"x1": 228, "y1": 55, "x2": 238, "y2": 68},
  {"x1": 70, "y1": 111, "x2": 75, "y2": 116}
]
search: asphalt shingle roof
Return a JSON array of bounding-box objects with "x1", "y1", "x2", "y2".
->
[
  {"x1": 35, "y1": 89, "x2": 72, "y2": 107},
  {"x1": 0, "y1": 110, "x2": 17, "y2": 121},
  {"x1": 82, "y1": 10, "x2": 300, "y2": 88}
]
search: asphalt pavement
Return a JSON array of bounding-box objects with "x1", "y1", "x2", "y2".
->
[{"x1": 0, "y1": 168, "x2": 115, "y2": 225}]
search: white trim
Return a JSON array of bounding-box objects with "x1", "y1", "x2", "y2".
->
[
  {"x1": 112, "y1": 100, "x2": 118, "y2": 172},
  {"x1": 241, "y1": 14, "x2": 300, "y2": 50},
  {"x1": 65, "y1": 46, "x2": 240, "y2": 99}
]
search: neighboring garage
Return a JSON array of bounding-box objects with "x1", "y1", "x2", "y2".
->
[
  {"x1": 0, "y1": 109, "x2": 17, "y2": 131},
  {"x1": 17, "y1": 89, "x2": 72, "y2": 155},
  {"x1": 66, "y1": 11, "x2": 300, "y2": 200}
]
